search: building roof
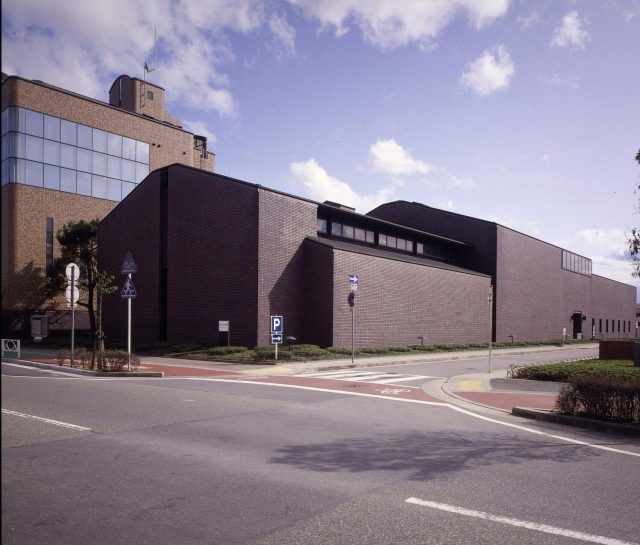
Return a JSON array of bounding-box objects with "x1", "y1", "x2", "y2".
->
[{"x1": 306, "y1": 236, "x2": 489, "y2": 278}]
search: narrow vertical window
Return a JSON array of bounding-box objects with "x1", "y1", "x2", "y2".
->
[
  {"x1": 599, "y1": 319, "x2": 602, "y2": 333},
  {"x1": 46, "y1": 217, "x2": 54, "y2": 268}
]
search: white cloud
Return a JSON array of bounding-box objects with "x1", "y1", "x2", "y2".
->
[
  {"x1": 368, "y1": 139, "x2": 430, "y2": 178},
  {"x1": 181, "y1": 119, "x2": 217, "y2": 144},
  {"x1": 541, "y1": 154, "x2": 551, "y2": 162},
  {"x1": 551, "y1": 11, "x2": 591, "y2": 49},
  {"x1": 437, "y1": 199, "x2": 455, "y2": 210},
  {"x1": 539, "y1": 73, "x2": 580, "y2": 89},
  {"x1": 517, "y1": 10, "x2": 540, "y2": 29},
  {"x1": 290, "y1": 158, "x2": 394, "y2": 212},
  {"x1": 288, "y1": 0, "x2": 510, "y2": 49},
  {"x1": 1, "y1": 0, "x2": 292, "y2": 118},
  {"x1": 460, "y1": 45, "x2": 515, "y2": 96}
]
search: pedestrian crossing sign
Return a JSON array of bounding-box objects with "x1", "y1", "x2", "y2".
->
[{"x1": 121, "y1": 277, "x2": 137, "y2": 298}]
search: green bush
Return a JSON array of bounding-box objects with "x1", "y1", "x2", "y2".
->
[
  {"x1": 73, "y1": 347, "x2": 91, "y2": 369},
  {"x1": 326, "y1": 347, "x2": 353, "y2": 355},
  {"x1": 56, "y1": 348, "x2": 69, "y2": 366},
  {"x1": 511, "y1": 359, "x2": 640, "y2": 382},
  {"x1": 102, "y1": 350, "x2": 140, "y2": 372},
  {"x1": 206, "y1": 346, "x2": 249, "y2": 356},
  {"x1": 556, "y1": 376, "x2": 640, "y2": 424}
]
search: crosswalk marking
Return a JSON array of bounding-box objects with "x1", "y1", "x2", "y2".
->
[{"x1": 298, "y1": 369, "x2": 438, "y2": 386}]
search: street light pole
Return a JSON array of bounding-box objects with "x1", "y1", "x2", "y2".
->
[{"x1": 488, "y1": 284, "x2": 493, "y2": 373}]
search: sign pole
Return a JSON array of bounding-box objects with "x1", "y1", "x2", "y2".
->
[
  {"x1": 71, "y1": 267, "x2": 76, "y2": 363},
  {"x1": 488, "y1": 284, "x2": 493, "y2": 373},
  {"x1": 127, "y1": 273, "x2": 132, "y2": 371},
  {"x1": 351, "y1": 306, "x2": 355, "y2": 364},
  {"x1": 275, "y1": 340, "x2": 278, "y2": 361}
]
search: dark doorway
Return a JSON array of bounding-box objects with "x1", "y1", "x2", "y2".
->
[{"x1": 572, "y1": 312, "x2": 583, "y2": 339}]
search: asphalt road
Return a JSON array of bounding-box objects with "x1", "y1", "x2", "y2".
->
[{"x1": 2, "y1": 359, "x2": 639, "y2": 545}]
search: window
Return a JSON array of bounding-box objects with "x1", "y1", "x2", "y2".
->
[
  {"x1": 92, "y1": 129, "x2": 107, "y2": 153},
  {"x1": 25, "y1": 110, "x2": 43, "y2": 137},
  {"x1": 25, "y1": 135, "x2": 43, "y2": 161},
  {"x1": 77, "y1": 172, "x2": 92, "y2": 196},
  {"x1": 44, "y1": 115, "x2": 60, "y2": 141},
  {"x1": 46, "y1": 217, "x2": 54, "y2": 268},
  {"x1": 599, "y1": 319, "x2": 602, "y2": 333},
  {"x1": 122, "y1": 181, "x2": 135, "y2": 198},
  {"x1": 44, "y1": 140, "x2": 60, "y2": 166},
  {"x1": 561, "y1": 249, "x2": 591, "y2": 276},
  {"x1": 77, "y1": 124, "x2": 92, "y2": 149},
  {"x1": 618, "y1": 320, "x2": 620, "y2": 333},
  {"x1": 122, "y1": 137, "x2": 136, "y2": 160},
  {"x1": 60, "y1": 120, "x2": 77, "y2": 146},
  {"x1": 136, "y1": 141, "x2": 150, "y2": 164},
  {"x1": 77, "y1": 148, "x2": 92, "y2": 172},
  {"x1": 60, "y1": 168, "x2": 76, "y2": 193},
  {"x1": 91, "y1": 175, "x2": 107, "y2": 198},
  {"x1": 108, "y1": 133, "x2": 122, "y2": 157},
  {"x1": 606, "y1": 320, "x2": 609, "y2": 333},
  {"x1": 122, "y1": 159, "x2": 136, "y2": 182},
  {"x1": 366, "y1": 231, "x2": 375, "y2": 244},
  {"x1": 135, "y1": 162, "x2": 148, "y2": 183},
  {"x1": 379, "y1": 234, "x2": 387, "y2": 246},
  {"x1": 107, "y1": 178, "x2": 121, "y2": 201},
  {"x1": 108, "y1": 156, "x2": 122, "y2": 179},
  {"x1": 331, "y1": 222, "x2": 342, "y2": 236},
  {"x1": 44, "y1": 165, "x2": 60, "y2": 190},
  {"x1": 342, "y1": 225, "x2": 354, "y2": 239},
  {"x1": 92, "y1": 151, "x2": 107, "y2": 176},
  {"x1": 147, "y1": 90, "x2": 154, "y2": 100},
  {"x1": 317, "y1": 218, "x2": 327, "y2": 234},
  {"x1": 25, "y1": 160, "x2": 43, "y2": 186},
  {"x1": 354, "y1": 228, "x2": 365, "y2": 242}
]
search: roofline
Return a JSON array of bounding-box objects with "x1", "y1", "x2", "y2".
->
[
  {"x1": 110, "y1": 74, "x2": 166, "y2": 91},
  {"x1": 372, "y1": 200, "x2": 595, "y2": 259},
  {"x1": 1, "y1": 74, "x2": 192, "y2": 134},
  {"x1": 320, "y1": 202, "x2": 468, "y2": 247},
  {"x1": 591, "y1": 273, "x2": 638, "y2": 290},
  {"x1": 306, "y1": 236, "x2": 490, "y2": 278}
]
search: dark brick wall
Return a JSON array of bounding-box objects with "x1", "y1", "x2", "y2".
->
[
  {"x1": 165, "y1": 167, "x2": 259, "y2": 347},
  {"x1": 497, "y1": 226, "x2": 570, "y2": 341},
  {"x1": 367, "y1": 201, "x2": 498, "y2": 278},
  {"x1": 331, "y1": 249, "x2": 491, "y2": 348},
  {"x1": 592, "y1": 275, "x2": 637, "y2": 338},
  {"x1": 256, "y1": 189, "x2": 317, "y2": 346},
  {"x1": 99, "y1": 171, "x2": 162, "y2": 344},
  {"x1": 303, "y1": 239, "x2": 334, "y2": 347},
  {"x1": 599, "y1": 340, "x2": 637, "y2": 359}
]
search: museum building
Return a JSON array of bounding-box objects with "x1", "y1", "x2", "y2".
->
[
  {"x1": 98, "y1": 164, "x2": 636, "y2": 348},
  {"x1": 1, "y1": 73, "x2": 215, "y2": 335}
]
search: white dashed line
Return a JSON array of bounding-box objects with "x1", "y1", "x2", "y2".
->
[{"x1": 1, "y1": 409, "x2": 92, "y2": 431}]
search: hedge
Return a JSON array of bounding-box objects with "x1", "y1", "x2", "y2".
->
[{"x1": 556, "y1": 376, "x2": 640, "y2": 424}]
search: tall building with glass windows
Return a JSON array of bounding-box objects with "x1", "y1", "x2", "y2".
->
[{"x1": 1, "y1": 72, "x2": 215, "y2": 335}]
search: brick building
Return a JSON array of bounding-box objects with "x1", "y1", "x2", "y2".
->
[
  {"x1": 1, "y1": 73, "x2": 215, "y2": 335},
  {"x1": 98, "y1": 165, "x2": 636, "y2": 348}
]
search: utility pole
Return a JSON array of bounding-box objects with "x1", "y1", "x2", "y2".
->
[{"x1": 488, "y1": 284, "x2": 493, "y2": 373}]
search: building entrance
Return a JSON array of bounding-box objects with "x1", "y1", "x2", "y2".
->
[{"x1": 572, "y1": 312, "x2": 583, "y2": 339}]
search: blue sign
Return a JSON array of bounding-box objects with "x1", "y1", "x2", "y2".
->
[
  {"x1": 271, "y1": 315, "x2": 283, "y2": 333},
  {"x1": 121, "y1": 251, "x2": 137, "y2": 274},
  {"x1": 349, "y1": 274, "x2": 359, "y2": 285},
  {"x1": 121, "y1": 277, "x2": 137, "y2": 299},
  {"x1": 271, "y1": 334, "x2": 283, "y2": 344}
]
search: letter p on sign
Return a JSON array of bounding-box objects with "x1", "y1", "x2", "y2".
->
[{"x1": 271, "y1": 315, "x2": 283, "y2": 333}]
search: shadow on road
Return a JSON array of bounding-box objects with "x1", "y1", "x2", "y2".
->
[{"x1": 269, "y1": 430, "x2": 598, "y2": 480}]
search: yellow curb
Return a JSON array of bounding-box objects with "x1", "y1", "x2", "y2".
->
[{"x1": 456, "y1": 379, "x2": 483, "y2": 392}]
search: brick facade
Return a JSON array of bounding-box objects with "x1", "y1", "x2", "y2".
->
[
  {"x1": 330, "y1": 247, "x2": 490, "y2": 347},
  {"x1": 256, "y1": 189, "x2": 318, "y2": 346},
  {"x1": 2, "y1": 74, "x2": 215, "y2": 335}
]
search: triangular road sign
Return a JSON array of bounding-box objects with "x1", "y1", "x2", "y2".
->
[
  {"x1": 121, "y1": 277, "x2": 137, "y2": 299},
  {"x1": 121, "y1": 251, "x2": 137, "y2": 274}
]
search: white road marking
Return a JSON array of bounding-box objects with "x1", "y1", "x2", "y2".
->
[
  {"x1": 405, "y1": 497, "x2": 638, "y2": 545},
  {"x1": 1, "y1": 361, "x2": 84, "y2": 377},
  {"x1": 300, "y1": 369, "x2": 436, "y2": 384},
  {"x1": 368, "y1": 375, "x2": 433, "y2": 384},
  {"x1": 172, "y1": 378, "x2": 640, "y2": 458},
  {"x1": 1, "y1": 409, "x2": 92, "y2": 431}
]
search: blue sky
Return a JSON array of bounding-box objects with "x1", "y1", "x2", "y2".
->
[{"x1": 2, "y1": 0, "x2": 639, "y2": 295}]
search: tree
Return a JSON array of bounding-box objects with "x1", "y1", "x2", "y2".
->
[
  {"x1": 629, "y1": 149, "x2": 640, "y2": 277},
  {"x1": 94, "y1": 271, "x2": 118, "y2": 370},
  {"x1": 45, "y1": 219, "x2": 100, "y2": 332}
]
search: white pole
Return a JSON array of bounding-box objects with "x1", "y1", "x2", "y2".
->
[
  {"x1": 127, "y1": 273, "x2": 132, "y2": 371},
  {"x1": 71, "y1": 268, "x2": 76, "y2": 364},
  {"x1": 351, "y1": 306, "x2": 355, "y2": 364},
  {"x1": 488, "y1": 284, "x2": 493, "y2": 373}
]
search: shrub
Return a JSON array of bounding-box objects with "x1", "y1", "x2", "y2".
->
[
  {"x1": 206, "y1": 346, "x2": 249, "y2": 356},
  {"x1": 73, "y1": 347, "x2": 91, "y2": 369},
  {"x1": 556, "y1": 376, "x2": 640, "y2": 424},
  {"x1": 56, "y1": 348, "x2": 69, "y2": 366},
  {"x1": 102, "y1": 350, "x2": 140, "y2": 372},
  {"x1": 326, "y1": 347, "x2": 352, "y2": 355},
  {"x1": 511, "y1": 359, "x2": 640, "y2": 382}
]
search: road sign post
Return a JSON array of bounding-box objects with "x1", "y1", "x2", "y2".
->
[
  {"x1": 121, "y1": 252, "x2": 138, "y2": 372},
  {"x1": 348, "y1": 276, "x2": 357, "y2": 364},
  {"x1": 488, "y1": 284, "x2": 493, "y2": 373},
  {"x1": 270, "y1": 316, "x2": 283, "y2": 361},
  {"x1": 66, "y1": 263, "x2": 80, "y2": 364}
]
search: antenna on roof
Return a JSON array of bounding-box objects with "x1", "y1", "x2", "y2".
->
[{"x1": 143, "y1": 28, "x2": 157, "y2": 83}]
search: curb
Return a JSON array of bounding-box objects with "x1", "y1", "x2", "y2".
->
[
  {"x1": 512, "y1": 407, "x2": 640, "y2": 437},
  {"x1": 3, "y1": 358, "x2": 164, "y2": 378}
]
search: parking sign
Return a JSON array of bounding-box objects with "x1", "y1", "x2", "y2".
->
[{"x1": 271, "y1": 315, "x2": 283, "y2": 333}]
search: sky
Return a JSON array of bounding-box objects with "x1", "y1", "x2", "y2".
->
[{"x1": 2, "y1": 0, "x2": 640, "y2": 296}]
